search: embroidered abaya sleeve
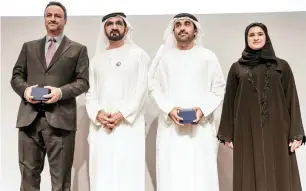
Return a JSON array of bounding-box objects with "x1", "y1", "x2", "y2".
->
[{"x1": 281, "y1": 61, "x2": 306, "y2": 144}]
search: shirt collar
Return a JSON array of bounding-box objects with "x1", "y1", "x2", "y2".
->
[{"x1": 46, "y1": 33, "x2": 65, "y2": 44}]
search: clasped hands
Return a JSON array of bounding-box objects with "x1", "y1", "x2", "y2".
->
[
  {"x1": 24, "y1": 84, "x2": 61, "y2": 104},
  {"x1": 168, "y1": 107, "x2": 203, "y2": 126},
  {"x1": 96, "y1": 110, "x2": 124, "y2": 129}
]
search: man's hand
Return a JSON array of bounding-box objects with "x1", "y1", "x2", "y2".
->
[
  {"x1": 96, "y1": 110, "x2": 112, "y2": 127},
  {"x1": 225, "y1": 142, "x2": 234, "y2": 150},
  {"x1": 42, "y1": 86, "x2": 61, "y2": 104},
  {"x1": 289, "y1": 140, "x2": 302, "y2": 152},
  {"x1": 192, "y1": 107, "x2": 204, "y2": 124},
  {"x1": 106, "y1": 112, "x2": 124, "y2": 129},
  {"x1": 24, "y1": 84, "x2": 40, "y2": 104},
  {"x1": 96, "y1": 111, "x2": 123, "y2": 129},
  {"x1": 169, "y1": 107, "x2": 184, "y2": 126}
]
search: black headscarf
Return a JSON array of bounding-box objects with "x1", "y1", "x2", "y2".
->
[{"x1": 239, "y1": 23, "x2": 277, "y2": 66}]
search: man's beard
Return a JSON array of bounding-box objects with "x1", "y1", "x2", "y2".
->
[{"x1": 106, "y1": 30, "x2": 125, "y2": 41}]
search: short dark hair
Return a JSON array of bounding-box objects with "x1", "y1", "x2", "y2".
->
[{"x1": 45, "y1": 1, "x2": 67, "y2": 20}]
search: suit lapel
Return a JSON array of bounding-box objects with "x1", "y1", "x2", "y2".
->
[
  {"x1": 36, "y1": 37, "x2": 47, "y2": 70},
  {"x1": 46, "y1": 36, "x2": 72, "y2": 71}
]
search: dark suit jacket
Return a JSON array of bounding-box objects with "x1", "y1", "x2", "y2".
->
[{"x1": 10, "y1": 35, "x2": 89, "y2": 131}]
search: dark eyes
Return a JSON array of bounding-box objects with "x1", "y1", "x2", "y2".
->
[
  {"x1": 106, "y1": 21, "x2": 124, "y2": 26},
  {"x1": 175, "y1": 22, "x2": 191, "y2": 27},
  {"x1": 249, "y1": 33, "x2": 264, "y2": 37},
  {"x1": 46, "y1": 13, "x2": 62, "y2": 18}
]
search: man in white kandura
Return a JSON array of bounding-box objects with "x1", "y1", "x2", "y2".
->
[
  {"x1": 85, "y1": 12, "x2": 150, "y2": 191},
  {"x1": 148, "y1": 13, "x2": 226, "y2": 191}
]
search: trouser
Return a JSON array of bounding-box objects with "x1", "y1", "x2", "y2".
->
[{"x1": 18, "y1": 113, "x2": 76, "y2": 191}]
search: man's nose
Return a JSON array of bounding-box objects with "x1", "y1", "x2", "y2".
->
[
  {"x1": 180, "y1": 26, "x2": 186, "y2": 31},
  {"x1": 50, "y1": 15, "x2": 56, "y2": 21}
]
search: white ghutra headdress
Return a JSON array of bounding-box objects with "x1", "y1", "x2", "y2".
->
[{"x1": 94, "y1": 12, "x2": 135, "y2": 56}]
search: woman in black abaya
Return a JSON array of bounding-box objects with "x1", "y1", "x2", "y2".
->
[{"x1": 217, "y1": 22, "x2": 305, "y2": 191}]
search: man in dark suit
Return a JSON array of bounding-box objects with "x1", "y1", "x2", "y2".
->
[{"x1": 10, "y1": 1, "x2": 89, "y2": 190}]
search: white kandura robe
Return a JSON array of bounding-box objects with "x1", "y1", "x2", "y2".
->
[
  {"x1": 149, "y1": 46, "x2": 225, "y2": 191},
  {"x1": 86, "y1": 44, "x2": 150, "y2": 191}
]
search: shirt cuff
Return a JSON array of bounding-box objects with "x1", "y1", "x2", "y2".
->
[
  {"x1": 58, "y1": 88, "x2": 62, "y2": 100},
  {"x1": 23, "y1": 88, "x2": 27, "y2": 98},
  {"x1": 23, "y1": 87, "x2": 29, "y2": 99}
]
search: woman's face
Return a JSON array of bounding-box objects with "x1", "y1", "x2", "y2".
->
[{"x1": 247, "y1": 26, "x2": 266, "y2": 50}]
